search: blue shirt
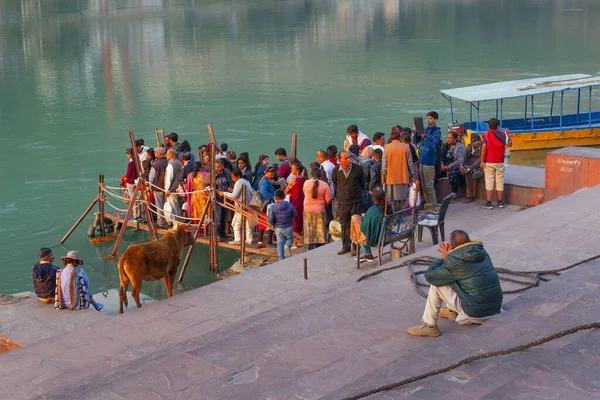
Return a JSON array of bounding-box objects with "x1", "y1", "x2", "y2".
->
[
  {"x1": 258, "y1": 177, "x2": 275, "y2": 200},
  {"x1": 419, "y1": 125, "x2": 441, "y2": 166}
]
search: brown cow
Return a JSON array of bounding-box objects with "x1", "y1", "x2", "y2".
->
[{"x1": 117, "y1": 224, "x2": 196, "y2": 314}]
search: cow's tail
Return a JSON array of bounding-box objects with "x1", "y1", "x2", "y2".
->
[{"x1": 117, "y1": 255, "x2": 129, "y2": 311}]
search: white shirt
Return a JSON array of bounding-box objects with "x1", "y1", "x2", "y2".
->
[
  {"x1": 320, "y1": 160, "x2": 335, "y2": 197},
  {"x1": 224, "y1": 178, "x2": 253, "y2": 205},
  {"x1": 165, "y1": 163, "x2": 174, "y2": 193}
]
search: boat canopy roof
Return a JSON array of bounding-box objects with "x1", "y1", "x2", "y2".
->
[{"x1": 441, "y1": 74, "x2": 600, "y2": 103}]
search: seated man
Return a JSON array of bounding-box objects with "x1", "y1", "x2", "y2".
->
[
  {"x1": 55, "y1": 251, "x2": 104, "y2": 311},
  {"x1": 350, "y1": 188, "x2": 386, "y2": 262},
  {"x1": 460, "y1": 133, "x2": 484, "y2": 203},
  {"x1": 32, "y1": 248, "x2": 60, "y2": 303},
  {"x1": 408, "y1": 230, "x2": 503, "y2": 337}
]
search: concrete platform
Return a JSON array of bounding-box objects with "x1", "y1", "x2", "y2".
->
[{"x1": 1, "y1": 188, "x2": 600, "y2": 399}]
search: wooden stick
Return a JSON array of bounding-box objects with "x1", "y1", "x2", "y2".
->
[
  {"x1": 291, "y1": 133, "x2": 298, "y2": 159},
  {"x1": 128, "y1": 130, "x2": 158, "y2": 241},
  {"x1": 107, "y1": 184, "x2": 141, "y2": 258},
  {"x1": 304, "y1": 257, "x2": 308, "y2": 280},
  {"x1": 178, "y1": 200, "x2": 211, "y2": 283},
  {"x1": 98, "y1": 174, "x2": 106, "y2": 237},
  {"x1": 240, "y1": 185, "x2": 247, "y2": 266},
  {"x1": 208, "y1": 130, "x2": 218, "y2": 271},
  {"x1": 58, "y1": 196, "x2": 99, "y2": 245}
]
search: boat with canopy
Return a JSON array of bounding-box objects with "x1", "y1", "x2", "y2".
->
[{"x1": 441, "y1": 74, "x2": 600, "y2": 151}]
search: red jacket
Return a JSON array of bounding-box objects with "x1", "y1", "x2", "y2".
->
[{"x1": 483, "y1": 130, "x2": 506, "y2": 163}]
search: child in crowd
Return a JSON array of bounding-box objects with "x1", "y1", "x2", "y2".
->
[{"x1": 268, "y1": 189, "x2": 298, "y2": 260}]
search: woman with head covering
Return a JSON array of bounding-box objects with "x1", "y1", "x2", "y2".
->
[{"x1": 55, "y1": 251, "x2": 103, "y2": 311}]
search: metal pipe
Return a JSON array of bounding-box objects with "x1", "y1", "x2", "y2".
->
[
  {"x1": 590, "y1": 86, "x2": 593, "y2": 132},
  {"x1": 500, "y1": 99, "x2": 504, "y2": 129},
  {"x1": 449, "y1": 98, "x2": 454, "y2": 123},
  {"x1": 524, "y1": 97, "x2": 528, "y2": 123},
  {"x1": 469, "y1": 103, "x2": 473, "y2": 130},
  {"x1": 58, "y1": 197, "x2": 99, "y2": 245},
  {"x1": 577, "y1": 88, "x2": 581, "y2": 120},
  {"x1": 476, "y1": 102, "x2": 480, "y2": 134},
  {"x1": 560, "y1": 91, "x2": 564, "y2": 131},
  {"x1": 303, "y1": 258, "x2": 308, "y2": 280},
  {"x1": 550, "y1": 93, "x2": 555, "y2": 120},
  {"x1": 531, "y1": 96, "x2": 535, "y2": 133},
  {"x1": 495, "y1": 100, "x2": 498, "y2": 119}
]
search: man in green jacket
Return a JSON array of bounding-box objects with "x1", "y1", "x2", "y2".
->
[{"x1": 408, "y1": 230, "x2": 503, "y2": 337}]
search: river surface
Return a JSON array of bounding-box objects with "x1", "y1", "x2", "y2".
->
[{"x1": 1, "y1": 0, "x2": 599, "y2": 297}]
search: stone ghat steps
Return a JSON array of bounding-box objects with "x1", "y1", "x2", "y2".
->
[
  {"x1": 2, "y1": 186, "x2": 600, "y2": 399},
  {"x1": 4, "y1": 256, "x2": 599, "y2": 400},
  {"x1": 325, "y1": 259, "x2": 600, "y2": 400}
]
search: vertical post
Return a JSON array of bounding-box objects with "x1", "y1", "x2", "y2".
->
[
  {"x1": 291, "y1": 133, "x2": 298, "y2": 159},
  {"x1": 469, "y1": 103, "x2": 473, "y2": 130},
  {"x1": 98, "y1": 174, "x2": 106, "y2": 237},
  {"x1": 531, "y1": 96, "x2": 535, "y2": 134},
  {"x1": 128, "y1": 130, "x2": 157, "y2": 241},
  {"x1": 207, "y1": 125, "x2": 218, "y2": 272},
  {"x1": 500, "y1": 99, "x2": 504, "y2": 129},
  {"x1": 550, "y1": 92, "x2": 555, "y2": 120},
  {"x1": 590, "y1": 87, "x2": 593, "y2": 133},
  {"x1": 476, "y1": 102, "x2": 480, "y2": 134},
  {"x1": 178, "y1": 200, "x2": 210, "y2": 283},
  {"x1": 107, "y1": 184, "x2": 141, "y2": 258},
  {"x1": 155, "y1": 128, "x2": 162, "y2": 147},
  {"x1": 495, "y1": 100, "x2": 498, "y2": 119},
  {"x1": 240, "y1": 185, "x2": 247, "y2": 266},
  {"x1": 449, "y1": 98, "x2": 454, "y2": 123},
  {"x1": 303, "y1": 258, "x2": 308, "y2": 280},
  {"x1": 577, "y1": 88, "x2": 581, "y2": 120},
  {"x1": 560, "y1": 91, "x2": 564, "y2": 131},
  {"x1": 524, "y1": 97, "x2": 528, "y2": 123}
]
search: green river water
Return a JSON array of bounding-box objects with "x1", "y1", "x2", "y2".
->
[{"x1": 1, "y1": 0, "x2": 599, "y2": 297}]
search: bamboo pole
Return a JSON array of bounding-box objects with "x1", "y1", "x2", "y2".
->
[
  {"x1": 58, "y1": 196, "x2": 99, "y2": 245},
  {"x1": 291, "y1": 133, "x2": 298, "y2": 159},
  {"x1": 240, "y1": 185, "x2": 247, "y2": 266},
  {"x1": 208, "y1": 127, "x2": 218, "y2": 271},
  {"x1": 155, "y1": 128, "x2": 166, "y2": 148},
  {"x1": 107, "y1": 183, "x2": 141, "y2": 258},
  {"x1": 178, "y1": 200, "x2": 211, "y2": 283},
  {"x1": 128, "y1": 130, "x2": 158, "y2": 242},
  {"x1": 98, "y1": 174, "x2": 106, "y2": 237}
]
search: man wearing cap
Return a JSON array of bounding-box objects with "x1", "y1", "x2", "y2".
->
[
  {"x1": 56, "y1": 251, "x2": 104, "y2": 311},
  {"x1": 460, "y1": 133, "x2": 484, "y2": 203},
  {"x1": 32, "y1": 248, "x2": 60, "y2": 303}
]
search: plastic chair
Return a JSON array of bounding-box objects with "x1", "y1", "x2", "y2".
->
[{"x1": 417, "y1": 194, "x2": 453, "y2": 245}]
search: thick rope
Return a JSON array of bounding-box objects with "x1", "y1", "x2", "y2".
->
[
  {"x1": 357, "y1": 254, "x2": 600, "y2": 297},
  {"x1": 342, "y1": 322, "x2": 600, "y2": 400}
]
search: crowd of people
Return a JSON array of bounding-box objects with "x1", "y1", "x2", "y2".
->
[{"x1": 118, "y1": 113, "x2": 512, "y2": 262}]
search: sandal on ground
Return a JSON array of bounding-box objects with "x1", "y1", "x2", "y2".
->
[{"x1": 94, "y1": 303, "x2": 104, "y2": 311}]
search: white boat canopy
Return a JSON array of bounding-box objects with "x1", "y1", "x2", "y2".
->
[{"x1": 441, "y1": 74, "x2": 600, "y2": 103}]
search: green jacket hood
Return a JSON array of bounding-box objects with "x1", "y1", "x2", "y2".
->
[{"x1": 448, "y1": 241, "x2": 487, "y2": 263}]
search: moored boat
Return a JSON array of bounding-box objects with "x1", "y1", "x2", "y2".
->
[{"x1": 441, "y1": 74, "x2": 600, "y2": 151}]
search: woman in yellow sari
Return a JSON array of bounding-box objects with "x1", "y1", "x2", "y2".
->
[{"x1": 185, "y1": 161, "x2": 209, "y2": 223}]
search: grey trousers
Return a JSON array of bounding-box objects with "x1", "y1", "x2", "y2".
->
[{"x1": 419, "y1": 165, "x2": 437, "y2": 205}]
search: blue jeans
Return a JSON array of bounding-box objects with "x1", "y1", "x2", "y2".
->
[{"x1": 275, "y1": 226, "x2": 294, "y2": 260}]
